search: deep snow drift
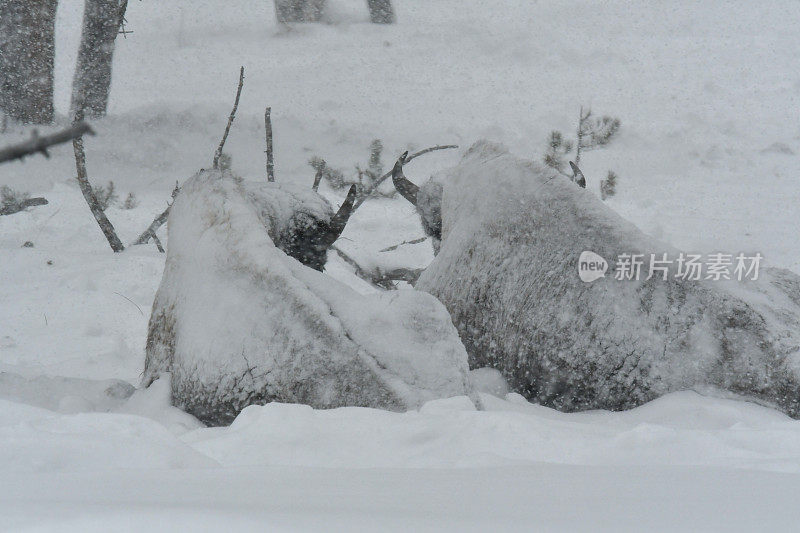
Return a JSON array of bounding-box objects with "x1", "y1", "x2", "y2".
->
[{"x1": 2, "y1": 0, "x2": 800, "y2": 530}]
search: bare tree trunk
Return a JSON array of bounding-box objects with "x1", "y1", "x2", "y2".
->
[
  {"x1": 366, "y1": 0, "x2": 395, "y2": 23},
  {"x1": 0, "y1": 0, "x2": 57, "y2": 124},
  {"x1": 71, "y1": 0, "x2": 128, "y2": 118},
  {"x1": 274, "y1": 0, "x2": 325, "y2": 23}
]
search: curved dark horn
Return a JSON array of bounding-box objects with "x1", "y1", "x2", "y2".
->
[
  {"x1": 569, "y1": 161, "x2": 586, "y2": 189},
  {"x1": 392, "y1": 151, "x2": 419, "y2": 205},
  {"x1": 322, "y1": 184, "x2": 358, "y2": 246}
]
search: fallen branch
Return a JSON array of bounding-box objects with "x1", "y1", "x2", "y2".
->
[
  {"x1": 373, "y1": 267, "x2": 424, "y2": 285},
  {"x1": 132, "y1": 183, "x2": 179, "y2": 250},
  {"x1": 0, "y1": 197, "x2": 48, "y2": 216},
  {"x1": 265, "y1": 106, "x2": 275, "y2": 182},
  {"x1": 332, "y1": 245, "x2": 393, "y2": 290},
  {"x1": 0, "y1": 122, "x2": 94, "y2": 164},
  {"x1": 331, "y1": 245, "x2": 423, "y2": 289},
  {"x1": 379, "y1": 237, "x2": 426, "y2": 252},
  {"x1": 72, "y1": 113, "x2": 125, "y2": 252},
  {"x1": 213, "y1": 66, "x2": 244, "y2": 170},
  {"x1": 352, "y1": 144, "x2": 457, "y2": 210}
]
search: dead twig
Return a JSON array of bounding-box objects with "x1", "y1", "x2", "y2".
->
[
  {"x1": 132, "y1": 182, "x2": 179, "y2": 250},
  {"x1": 379, "y1": 237, "x2": 426, "y2": 252},
  {"x1": 332, "y1": 245, "x2": 393, "y2": 290},
  {"x1": 0, "y1": 122, "x2": 94, "y2": 164},
  {"x1": 331, "y1": 245, "x2": 423, "y2": 289},
  {"x1": 352, "y1": 144, "x2": 457, "y2": 210},
  {"x1": 265, "y1": 107, "x2": 275, "y2": 182},
  {"x1": 374, "y1": 267, "x2": 424, "y2": 285},
  {"x1": 72, "y1": 112, "x2": 125, "y2": 252},
  {"x1": 114, "y1": 291, "x2": 143, "y2": 316},
  {"x1": 213, "y1": 66, "x2": 244, "y2": 170}
]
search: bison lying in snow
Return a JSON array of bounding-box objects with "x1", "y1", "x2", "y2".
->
[
  {"x1": 394, "y1": 140, "x2": 800, "y2": 417},
  {"x1": 143, "y1": 169, "x2": 476, "y2": 425}
]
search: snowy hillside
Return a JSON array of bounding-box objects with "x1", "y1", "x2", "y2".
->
[{"x1": 2, "y1": 0, "x2": 800, "y2": 530}]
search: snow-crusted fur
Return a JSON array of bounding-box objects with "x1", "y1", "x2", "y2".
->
[
  {"x1": 144, "y1": 169, "x2": 476, "y2": 426},
  {"x1": 415, "y1": 141, "x2": 800, "y2": 417}
]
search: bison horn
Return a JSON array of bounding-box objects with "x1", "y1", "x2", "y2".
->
[
  {"x1": 322, "y1": 184, "x2": 358, "y2": 247},
  {"x1": 392, "y1": 151, "x2": 420, "y2": 205},
  {"x1": 569, "y1": 161, "x2": 586, "y2": 189}
]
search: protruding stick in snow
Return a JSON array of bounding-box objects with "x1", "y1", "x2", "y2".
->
[
  {"x1": 213, "y1": 66, "x2": 244, "y2": 170},
  {"x1": 265, "y1": 107, "x2": 275, "y2": 182},
  {"x1": 311, "y1": 163, "x2": 324, "y2": 191},
  {"x1": 132, "y1": 183, "x2": 180, "y2": 251},
  {"x1": 71, "y1": 112, "x2": 125, "y2": 252}
]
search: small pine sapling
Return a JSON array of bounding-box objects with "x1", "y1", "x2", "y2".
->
[
  {"x1": 600, "y1": 170, "x2": 618, "y2": 200},
  {"x1": 308, "y1": 156, "x2": 347, "y2": 190},
  {"x1": 92, "y1": 180, "x2": 118, "y2": 211},
  {"x1": 367, "y1": 139, "x2": 383, "y2": 180},
  {"x1": 0, "y1": 186, "x2": 30, "y2": 210},
  {"x1": 122, "y1": 192, "x2": 139, "y2": 210},
  {"x1": 543, "y1": 131, "x2": 574, "y2": 177},
  {"x1": 575, "y1": 107, "x2": 620, "y2": 165},
  {"x1": 543, "y1": 106, "x2": 621, "y2": 198}
]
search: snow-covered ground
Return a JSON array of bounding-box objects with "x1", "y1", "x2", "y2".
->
[{"x1": 2, "y1": 0, "x2": 800, "y2": 530}]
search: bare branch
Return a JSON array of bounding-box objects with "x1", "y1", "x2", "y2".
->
[
  {"x1": 213, "y1": 66, "x2": 244, "y2": 169},
  {"x1": 132, "y1": 183, "x2": 179, "y2": 250},
  {"x1": 132, "y1": 205, "x2": 170, "y2": 247},
  {"x1": 405, "y1": 144, "x2": 459, "y2": 164},
  {"x1": 374, "y1": 267, "x2": 423, "y2": 285},
  {"x1": 264, "y1": 107, "x2": 275, "y2": 182},
  {"x1": 331, "y1": 245, "x2": 424, "y2": 289},
  {"x1": 352, "y1": 144, "x2": 458, "y2": 211},
  {"x1": 0, "y1": 122, "x2": 94, "y2": 164},
  {"x1": 330, "y1": 246, "x2": 394, "y2": 290},
  {"x1": 72, "y1": 113, "x2": 124, "y2": 252},
  {"x1": 379, "y1": 237, "x2": 426, "y2": 252}
]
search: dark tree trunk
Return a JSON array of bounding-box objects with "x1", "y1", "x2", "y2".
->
[
  {"x1": 0, "y1": 0, "x2": 58, "y2": 124},
  {"x1": 274, "y1": 0, "x2": 325, "y2": 23},
  {"x1": 71, "y1": 0, "x2": 127, "y2": 118},
  {"x1": 366, "y1": 0, "x2": 395, "y2": 23}
]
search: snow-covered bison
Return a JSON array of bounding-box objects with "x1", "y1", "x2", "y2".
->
[
  {"x1": 394, "y1": 140, "x2": 800, "y2": 417},
  {"x1": 143, "y1": 169, "x2": 476, "y2": 425}
]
